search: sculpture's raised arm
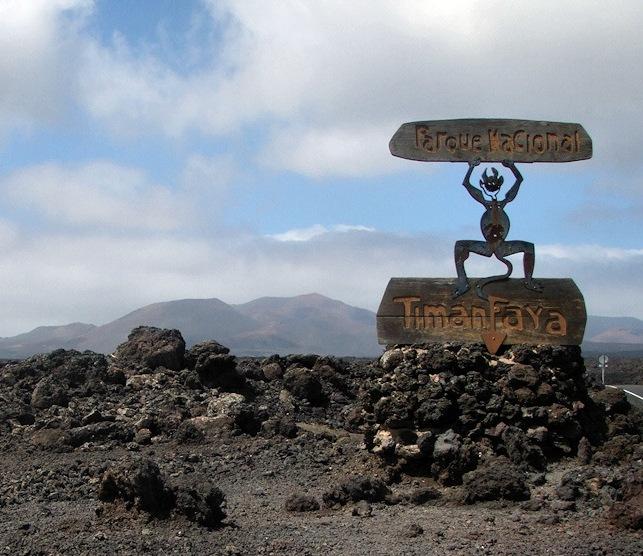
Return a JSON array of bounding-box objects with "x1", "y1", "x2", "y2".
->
[
  {"x1": 501, "y1": 160, "x2": 523, "y2": 205},
  {"x1": 462, "y1": 159, "x2": 486, "y2": 205}
]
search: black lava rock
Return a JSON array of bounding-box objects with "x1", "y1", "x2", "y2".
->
[
  {"x1": 322, "y1": 477, "x2": 390, "y2": 508},
  {"x1": 283, "y1": 366, "x2": 325, "y2": 406},
  {"x1": 113, "y1": 326, "x2": 185, "y2": 371},
  {"x1": 284, "y1": 494, "x2": 320, "y2": 512},
  {"x1": 462, "y1": 457, "x2": 530, "y2": 503}
]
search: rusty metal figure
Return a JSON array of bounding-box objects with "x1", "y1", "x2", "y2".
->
[{"x1": 453, "y1": 159, "x2": 542, "y2": 300}]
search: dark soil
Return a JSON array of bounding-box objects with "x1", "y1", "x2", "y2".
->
[{"x1": 0, "y1": 327, "x2": 641, "y2": 555}]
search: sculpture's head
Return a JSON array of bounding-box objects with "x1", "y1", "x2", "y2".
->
[{"x1": 480, "y1": 167, "x2": 504, "y2": 196}]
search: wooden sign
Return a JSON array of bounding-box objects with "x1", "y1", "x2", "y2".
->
[
  {"x1": 389, "y1": 119, "x2": 592, "y2": 163},
  {"x1": 377, "y1": 278, "x2": 586, "y2": 352}
]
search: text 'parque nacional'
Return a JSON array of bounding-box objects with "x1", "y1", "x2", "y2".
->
[{"x1": 389, "y1": 118, "x2": 592, "y2": 163}]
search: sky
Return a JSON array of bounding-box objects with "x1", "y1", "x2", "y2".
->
[{"x1": 0, "y1": 0, "x2": 642, "y2": 336}]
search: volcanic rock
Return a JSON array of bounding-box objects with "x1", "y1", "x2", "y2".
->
[
  {"x1": 113, "y1": 326, "x2": 185, "y2": 372},
  {"x1": 261, "y1": 362, "x2": 284, "y2": 381},
  {"x1": 31, "y1": 376, "x2": 68, "y2": 409},
  {"x1": 1, "y1": 326, "x2": 642, "y2": 552},
  {"x1": 186, "y1": 341, "x2": 243, "y2": 390},
  {"x1": 98, "y1": 458, "x2": 175, "y2": 515},
  {"x1": 172, "y1": 478, "x2": 227, "y2": 527},
  {"x1": 284, "y1": 494, "x2": 320, "y2": 512},
  {"x1": 283, "y1": 366, "x2": 325, "y2": 406},
  {"x1": 591, "y1": 388, "x2": 630, "y2": 415},
  {"x1": 98, "y1": 457, "x2": 226, "y2": 527},
  {"x1": 462, "y1": 457, "x2": 530, "y2": 503},
  {"x1": 322, "y1": 477, "x2": 390, "y2": 508}
]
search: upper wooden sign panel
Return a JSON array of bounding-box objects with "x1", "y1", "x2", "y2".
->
[{"x1": 389, "y1": 119, "x2": 592, "y2": 163}]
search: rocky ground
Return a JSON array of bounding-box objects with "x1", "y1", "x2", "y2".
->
[{"x1": 0, "y1": 326, "x2": 641, "y2": 555}]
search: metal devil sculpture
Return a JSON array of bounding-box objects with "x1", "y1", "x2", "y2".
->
[{"x1": 453, "y1": 159, "x2": 541, "y2": 300}]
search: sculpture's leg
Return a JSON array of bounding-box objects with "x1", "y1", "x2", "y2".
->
[
  {"x1": 498, "y1": 241, "x2": 543, "y2": 292},
  {"x1": 522, "y1": 242, "x2": 543, "y2": 292},
  {"x1": 453, "y1": 240, "x2": 471, "y2": 297},
  {"x1": 453, "y1": 240, "x2": 492, "y2": 298}
]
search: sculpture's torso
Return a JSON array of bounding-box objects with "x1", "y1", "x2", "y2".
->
[{"x1": 480, "y1": 200, "x2": 509, "y2": 244}]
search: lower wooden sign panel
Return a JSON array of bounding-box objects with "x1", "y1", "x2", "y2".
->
[{"x1": 377, "y1": 278, "x2": 586, "y2": 347}]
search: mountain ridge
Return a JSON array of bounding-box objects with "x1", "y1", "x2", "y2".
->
[
  {"x1": 1, "y1": 295, "x2": 642, "y2": 359},
  {"x1": 0, "y1": 294, "x2": 381, "y2": 358}
]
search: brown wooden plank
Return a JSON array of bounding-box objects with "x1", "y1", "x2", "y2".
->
[
  {"x1": 376, "y1": 278, "x2": 586, "y2": 346},
  {"x1": 389, "y1": 119, "x2": 592, "y2": 163}
]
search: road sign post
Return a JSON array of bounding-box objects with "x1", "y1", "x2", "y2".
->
[{"x1": 598, "y1": 354, "x2": 609, "y2": 384}]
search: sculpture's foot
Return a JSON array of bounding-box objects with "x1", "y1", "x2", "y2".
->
[
  {"x1": 523, "y1": 278, "x2": 543, "y2": 293},
  {"x1": 452, "y1": 279, "x2": 470, "y2": 298}
]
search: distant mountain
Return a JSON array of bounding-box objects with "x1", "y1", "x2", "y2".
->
[
  {"x1": 583, "y1": 316, "x2": 643, "y2": 344},
  {"x1": 234, "y1": 293, "x2": 378, "y2": 356},
  {"x1": 74, "y1": 298, "x2": 261, "y2": 355},
  {"x1": 0, "y1": 294, "x2": 381, "y2": 358},
  {"x1": 0, "y1": 323, "x2": 96, "y2": 359},
  {"x1": 1, "y1": 298, "x2": 642, "y2": 360},
  {"x1": 582, "y1": 315, "x2": 643, "y2": 355}
]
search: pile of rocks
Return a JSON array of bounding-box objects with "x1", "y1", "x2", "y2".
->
[{"x1": 353, "y1": 344, "x2": 641, "y2": 487}]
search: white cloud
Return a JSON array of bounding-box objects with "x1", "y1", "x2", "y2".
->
[
  {"x1": 2, "y1": 1, "x2": 642, "y2": 181},
  {"x1": 269, "y1": 224, "x2": 375, "y2": 242},
  {"x1": 260, "y1": 124, "x2": 409, "y2": 178},
  {"x1": 180, "y1": 153, "x2": 237, "y2": 216},
  {"x1": 69, "y1": 1, "x2": 643, "y2": 180},
  {"x1": 0, "y1": 215, "x2": 641, "y2": 336},
  {"x1": 540, "y1": 244, "x2": 643, "y2": 261},
  {"x1": 0, "y1": 0, "x2": 91, "y2": 135},
  {"x1": 2, "y1": 161, "x2": 192, "y2": 231}
]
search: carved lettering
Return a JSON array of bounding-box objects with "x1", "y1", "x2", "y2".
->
[
  {"x1": 414, "y1": 306, "x2": 423, "y2": 329},
  {"x1": 525, "y1": 306, "x2": 543, "y2": 329},
  {"x1": 450, "y1": 305, "x2": 469, "y2": 328},
  {"x1": 546, "y1": 133, "x2": 559, "y2": 151},
  {"x1": 413, "y1": 124, "x2": 588, "y2": 162},
  {"x1": 513, "y1": 130, "x2": 526, "y2": 152},
  {"x1": 488, "y1": 129, "x2": 500, "y2": 151},
  {"x1": 393, "y1": 296, "x2": 420, "y2": 329},
  {"x1": 545, "y1": 310, "x2": 567, "y2": 336},
  {"x1": 472, "y1": 305, "x2": 487, "y2": 329},
  {"x1": 392, "y1": 295, "x2": 567, "y2": 337},
  {"x1": 424, "y1": 304, "x2": 448, "y2": 328},
  {"x1": 533, "y1": 134, "x2": 545, "y2": 154},
  {"x1": 500, "y1": 133, "x2": 513, "y2": 153},
  {"x1": 488, "y1": 295, "x2": 508, "y2": 330},
  {"x1": 378, "y1": 278, "x2": 586, "y2": 349},
  {"x1": 561, "y1": 133, "x2": 574, "y2": 152},
  {"x1": 503, "y1": 306, "x2": 524, "y2": 331}
]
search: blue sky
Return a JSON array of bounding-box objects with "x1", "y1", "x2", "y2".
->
[{"x1": 0, "y1": 0, "x2": 642, "y2": 335}]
